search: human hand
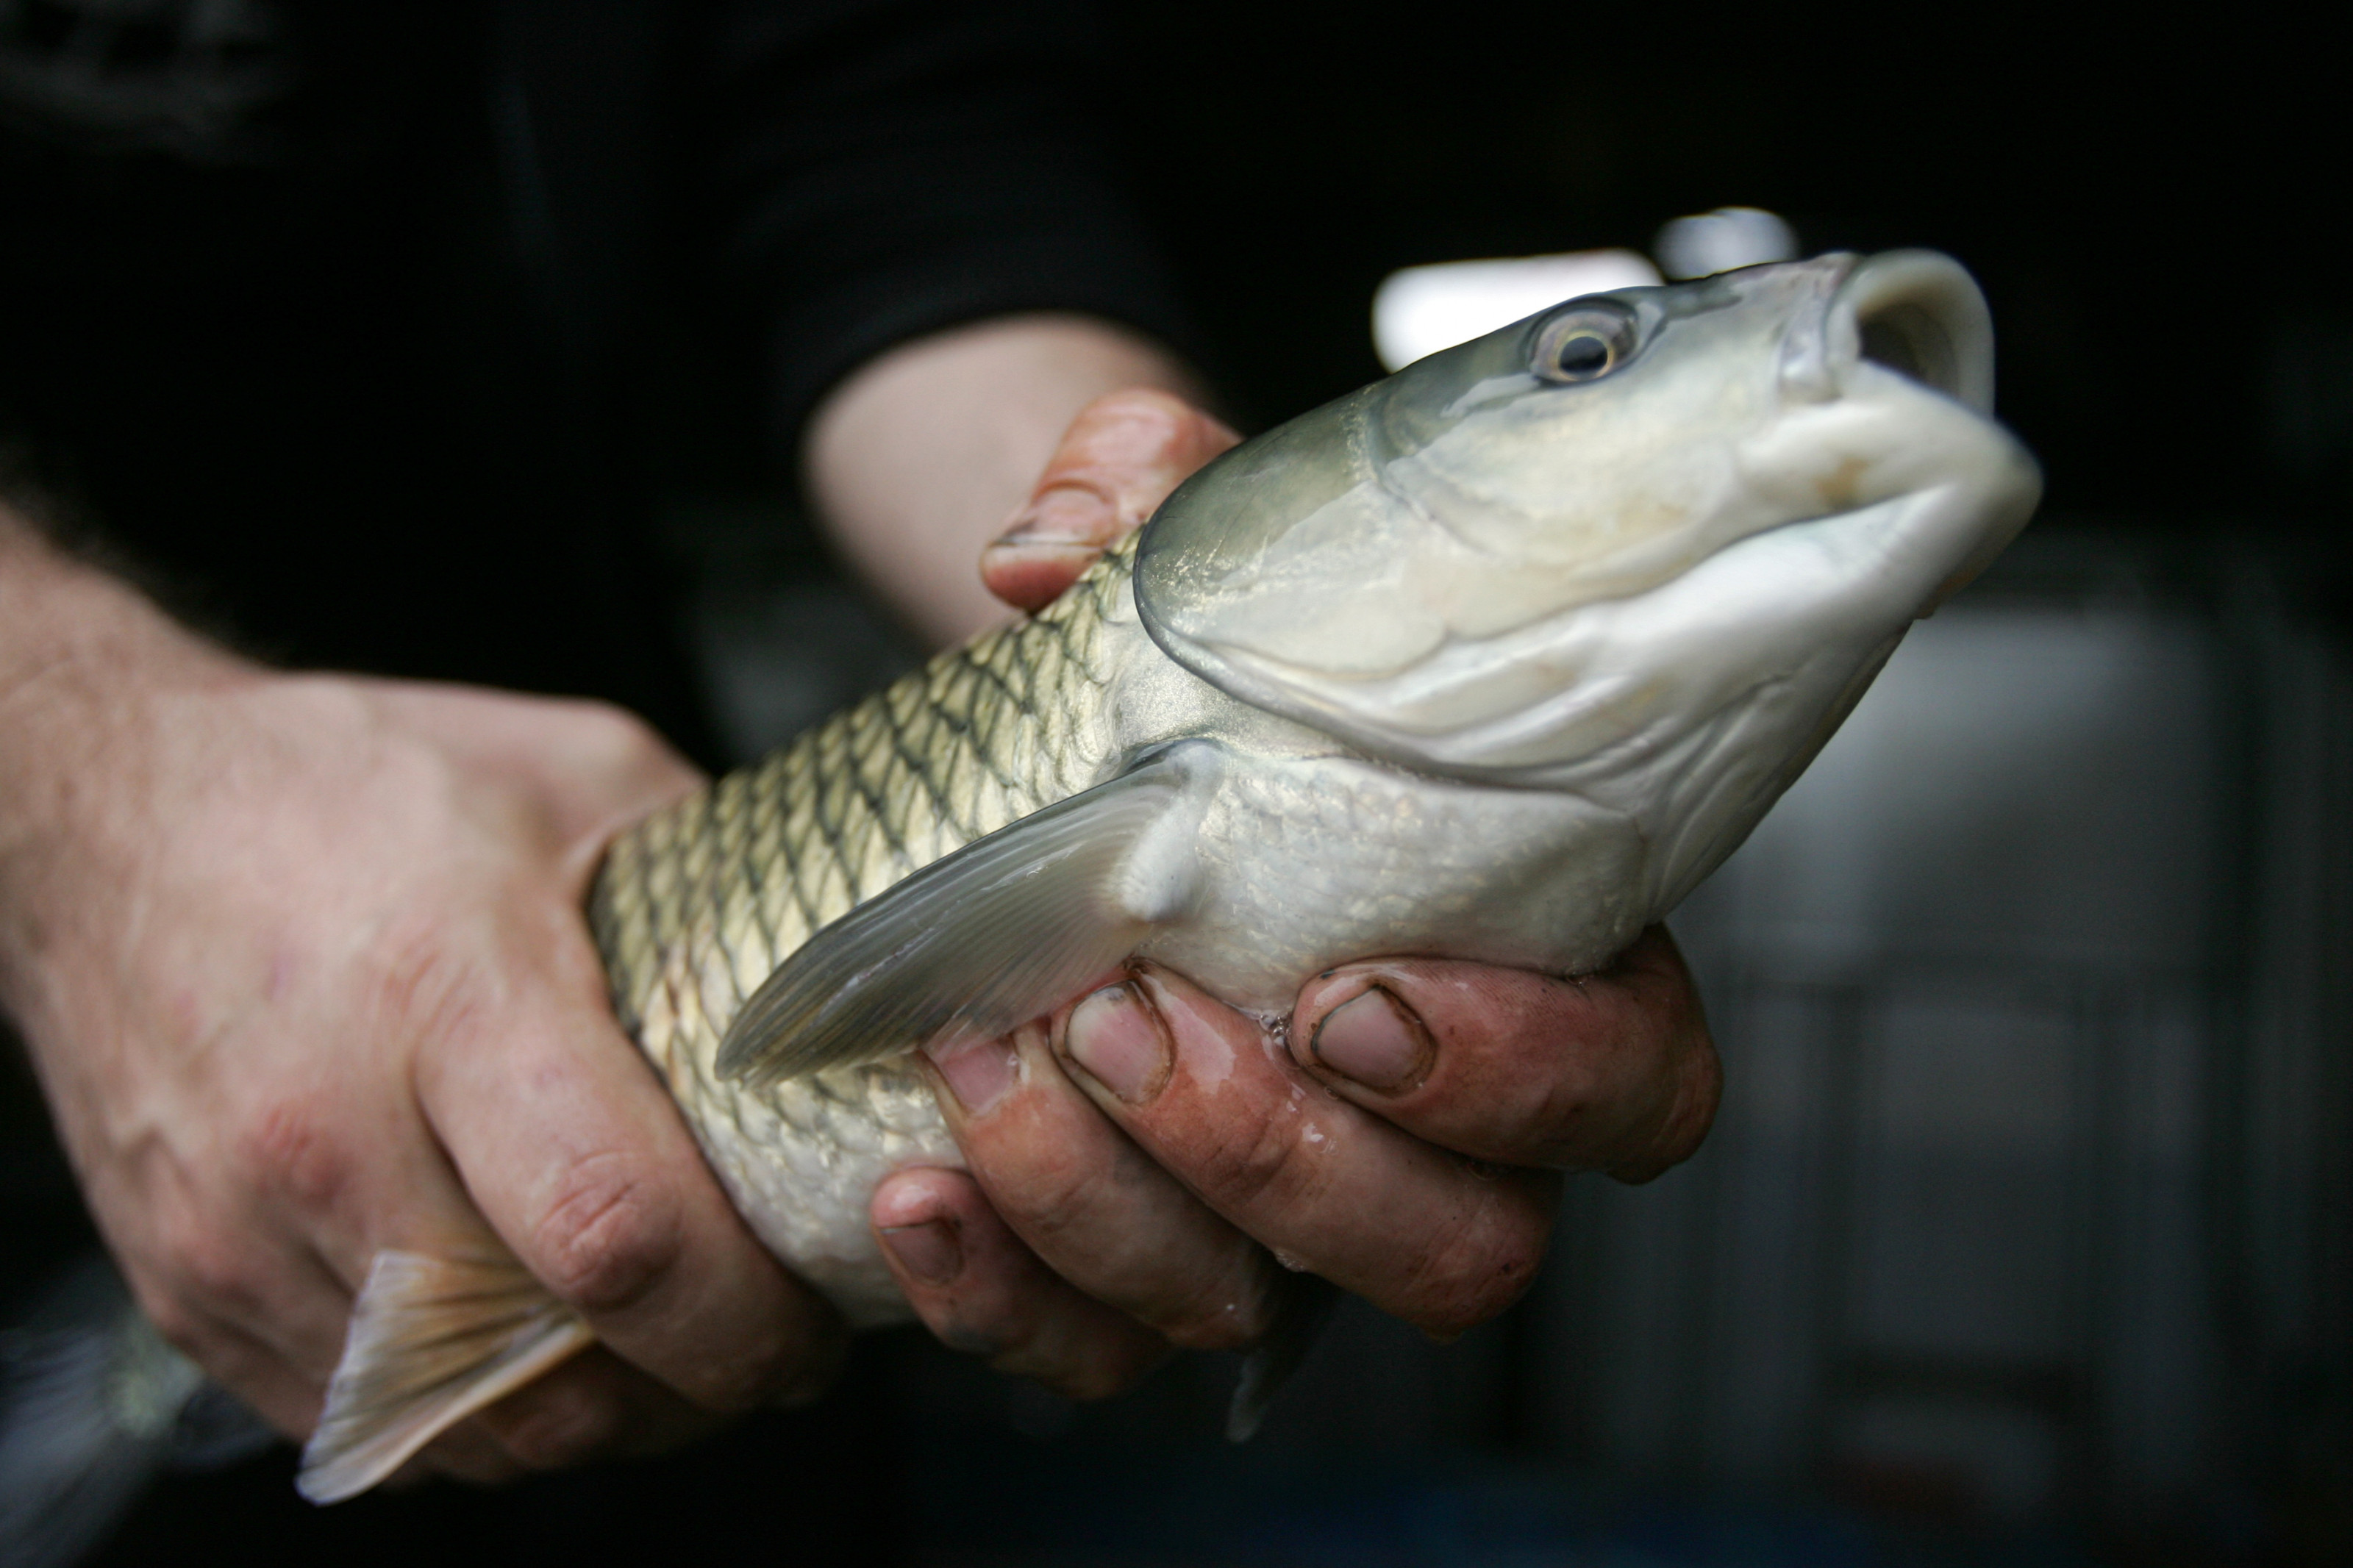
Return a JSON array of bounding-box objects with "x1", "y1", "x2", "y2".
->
[
  {"x1": 863, "y1": 391, "x2": 1724, "y2": 1392},
  {"x1": 0, "y1": 587, "x2": 842, "y2": 1483}
]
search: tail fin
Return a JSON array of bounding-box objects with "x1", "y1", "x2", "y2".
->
[
  {"x1": 0, "y1": 1256, "x2": 270, "y2": 1568},
  {"x1": 1225, "y1": 1274, "x2": 1338, "y2": 1442},
  {"x1": 297, "y1": 1250, "x2": 593, "y2": 1504}
]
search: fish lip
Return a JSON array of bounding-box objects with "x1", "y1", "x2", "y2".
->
[{"x1": 1807, "y1": 249, "x2": 1999, "y2": 414}]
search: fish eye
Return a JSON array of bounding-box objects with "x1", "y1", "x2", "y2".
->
[{"x1": 1532, "y1": 305, "x2": 1637, "y2": 384}]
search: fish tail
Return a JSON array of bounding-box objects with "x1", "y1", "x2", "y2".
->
[
  {"x1": 1225, "y1": 1273, "x2": 1338, "y2": 1442},
  {"x1": 298, "y1": 1249, "x2": 593, "y2": 1504}
]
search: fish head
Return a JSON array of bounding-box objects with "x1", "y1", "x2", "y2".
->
[{"x1": 1134, "y1": 249, "x2": 2040, "y2": 792}]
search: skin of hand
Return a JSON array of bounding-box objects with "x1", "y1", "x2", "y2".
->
[
  {"x1": 859, "y1": 389, "x2": 1725, "y2": 1389},
  {"x1": 0, "y1": 318, "x2": 1238, "y2": 1488},
  {"x1": 0, "y1": 520, "x2": 839, "y2": 1483}
]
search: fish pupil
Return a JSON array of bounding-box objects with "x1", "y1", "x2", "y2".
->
[{"x1": 1554, "y1": 333, "x2": 1611, "y2": 379}]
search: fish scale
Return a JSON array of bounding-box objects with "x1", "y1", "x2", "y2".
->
[{"x1": 585, "y1": 540, "x2": 1134, "y2": 1322}]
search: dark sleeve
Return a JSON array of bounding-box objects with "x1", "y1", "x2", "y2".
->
[{"x1": 701, "y1": 0, "x2": 1198, "y2": 458}]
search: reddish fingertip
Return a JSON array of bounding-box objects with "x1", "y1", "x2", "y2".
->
[
  {"x1": 879, "y1": 1220, "x2": 963, "y2": 1285},
  {"x1": 979, "y1": 545, "x2": 1107, "y2": 614}
]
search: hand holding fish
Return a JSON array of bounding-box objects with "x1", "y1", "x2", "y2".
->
[
  {"x1": 0, "y1": 342, "x2": 1724, "y2": 1498},
  {"x1": 0, "y1": 575, "x2": 840, "y2": 1484},
  {"x1": 5, "y1": 253, "x2": 2039, "y2": 1506},
  {"x1": 867, "y1": 390, "x2": 1722, "y2": 1381}
]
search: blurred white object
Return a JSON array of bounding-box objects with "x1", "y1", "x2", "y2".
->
[
  {"x1": 1653, "y1": 206, "x2": 1800, "y2": 280},
  {"x1": 1371, "y1": 248, "x2": 1660, "y2": 371}
]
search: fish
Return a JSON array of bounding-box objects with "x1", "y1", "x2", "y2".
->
[{"x1": 4, "y1": 251, "x2": 2043, "y2": 1519}]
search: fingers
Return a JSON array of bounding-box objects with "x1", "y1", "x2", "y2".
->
[
  {"x1": 1049, "y1": 965, "x2": 1560, "y2": 1340},
  {"x1": 921, "y1": 1022, "x2": 1284, "y2": 1352},
  {"x1": 408, "y1": 1347, "x2": 726, "y2": 1484},
  {"x1": 869, "y1": 1166, "x2": 1172, "y2": 1399},
  {"x1": 415, "y1": 939, "x2": 846, "y2": 1417},
  {"x1": 1288, "y1": 926, "x2": 1723, "y2": 1182},
  {"x1": 465, "y1": 1347, "x2": 729, "y2": 1469},
  {"x1": 981, "y1": 389, "x2": 1240, "y2": 611}
]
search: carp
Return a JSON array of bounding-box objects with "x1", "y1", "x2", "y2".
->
[{"x1": 288, "y1": 250, "x2": 2038, "y2": 1499}]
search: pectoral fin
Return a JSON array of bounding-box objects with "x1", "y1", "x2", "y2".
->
[
  {"x1": 298, "y1": 1250, "x2": 593, "y2": 1505},
  {"x1": 717, "y1": 750, "x2": 1207, "y2": 1087}
]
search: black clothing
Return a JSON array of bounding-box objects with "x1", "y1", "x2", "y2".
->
[{"x1": 0, "y1": 0, "x2": 1189, "y2": 751}]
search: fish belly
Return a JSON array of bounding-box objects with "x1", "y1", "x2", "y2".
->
[{"x1": 1143, "y1": 753, "x2": 1652, "y2": 1013}]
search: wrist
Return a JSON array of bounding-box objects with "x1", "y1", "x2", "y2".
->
[
  {"x1": 0, "y1": 507, "x2": 258, "y2": 1013},
  {"x1": 0, "y1": 507, "x2": 248, "y2": 711}
]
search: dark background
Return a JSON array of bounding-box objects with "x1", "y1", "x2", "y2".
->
[{"x1": 1094, "y1": 5, "x2": 2346, "y2": 549}]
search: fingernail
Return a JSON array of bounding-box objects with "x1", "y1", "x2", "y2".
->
[
  {"x1": 879, "y1": 1220, "x2": 962, "y2": 1284},
  {"x1": 993, "y1": 484, "x2": 1110, "y2": 545},
  {"x1": 1061, "y1": 981, "x2": 1171, "y2": 1104},
  {"x1": 1308, "y1": 985, "x2": 1433, "y2": 1092},
  {"x1": 977, "y1": 537, "x2": 1105, "y2": 610},
  {"x1": 928, "y1": 1036, "x2": 1019, "y2": 1115}
]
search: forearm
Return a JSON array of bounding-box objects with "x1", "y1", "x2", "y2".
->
[
  {"x1": 0, "y1": 506, "x2": 242, "y2": 727},
  {"x1": 803, "y1": 314, "x2": 1207, "y2": 648},
  {"x1": 0, "y1": 511, "x2": 246, "y2": 1000}
]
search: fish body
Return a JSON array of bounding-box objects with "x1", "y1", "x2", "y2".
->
[
  {"x1": 590, "y1": 535, "x2": 1632, "y2": 1323},
  {"x1": 294, "y1": 250, "x2": 2040, "y2": 1498}
]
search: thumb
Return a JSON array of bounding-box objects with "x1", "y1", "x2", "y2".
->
[{"x1": 981, "y1": 388, "x2": 1240, "y2": 612}]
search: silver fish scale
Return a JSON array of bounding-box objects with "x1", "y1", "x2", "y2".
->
[{"x1": 585, "y1": 545, "x2": 1132, "y2": 1320}]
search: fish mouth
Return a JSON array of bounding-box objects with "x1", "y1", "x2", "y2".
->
[{"x1": 1824, "y1": 249, "x2": 1996, "y2": 414}]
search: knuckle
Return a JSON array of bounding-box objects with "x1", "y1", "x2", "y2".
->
[
  {"x1": 1659, "y1": 1033, "x2": 1727, "y2": 1165},
  {"x1": 1531, "y1": 1073, "x2": 1602, "y2": 1150},
  {"x1": 1046, "y1": 1349, "x2": 1162, "y2": 1403},
  {"x1": 482, "y1": 1382, "x2": 622, "y2": 1471},
  {"x1": 572, "y1": 700, "x2": 667, "y2": 768},
  {"x1": 529, "y1": 1154, "x2": 681, "y2": 1314},
  {"x1": 1191, "y1": 1109, "x2": 1315, "y2": 1214},
  {"x1": 1396, "y1": 1186, "x2": 1554, "y2": 1338},
  {"x1": 1001, "y1": 1326, "x2": 1171, "y2": 1403},
  {"x1": 1154, "y1": 1250, "x2": 1284, "y2": 1351},
  {"x1": 1616, "y1": 1025, "x2": 1725, "y2": 1182},
  {"x1": 365, "y1": 915, "x2": 498, "y2": 1047},
  {"x1": 994, "y1": 1152, "x2": 1101, "y2": 1250},
  {"x1": 1088, "y1": 384, "x2": 1188, "y2": 431},
  {"x1": 1160, "y1": 1288, "x2": 1277, "y2": 1352},
  {"x1": 233, "y1": 1094, "x2": 352, "y2": 1214}
]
